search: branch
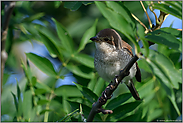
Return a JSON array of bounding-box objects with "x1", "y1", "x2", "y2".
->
[
  {"x1": 87, "y1": 55, "x2": 139, "y2": 121},
  {"x1": 140, "y1": 1, "x2": 152, "y2": 29},
  {"x1": 1, "y1": 1, "x2": 16, "y2": 93}
]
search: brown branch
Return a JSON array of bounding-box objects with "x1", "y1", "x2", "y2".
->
[
  {"x1": 140, "y1": 1, "x2": 152, "y2": 29},
  {"x1": 1, "y1": 1, "x2": 16, "y2": 94}
]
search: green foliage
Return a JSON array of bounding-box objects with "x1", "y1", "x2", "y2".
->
[{"x1": 2, "y1": 1, "x2": 182, "y2": 122}]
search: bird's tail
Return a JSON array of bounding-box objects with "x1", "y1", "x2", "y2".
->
[{"x1": 125, "y1": 79, "x2": 141, "y2": 100}]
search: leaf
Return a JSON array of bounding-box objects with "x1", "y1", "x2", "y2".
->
[
  {"x1": 68, "y1": 101, "x2": 102, "y2": 121},
  {"x1": 93, "y1": 77, "x2": 106, "y2": 96},
  {"x1": 105, "y1": 1, "x2": 136, "y2": 29},
  {"x1": 71, "y1": 53, "x2": 94, "y2": 68},
  {"x1": 157, "y1": 27, "x2": 182, "y2": 38},
  {"x1": 106, "y1": 101, "x2": 142, "y2": 121},
  {"x1": 54, "y1": 1, "x2": 62, "y2": 8},
  {"x1": 54, "y1": 85, "x2": 82, "y2": 97},
  {"x1": 82, "y1": 1, "x2": 94, "y2": 5},
  {"x1": 11, "y1": 92, "x2": 18, "y2": 112},
  {"x1": 37, "y1": 99, "x2": 49, "y2": 105},
  {"x1": 95, "y1": 1, "x2": 140, "y2": 53},
  {"x1": 66, "y1": 63, "x2": 93, "y2": 79},
  {"x1": 118, "y1": 109, "x2": 143, "y2": 121},
  {"x1": 58, "y1": 109, "x2": 79, "y2": 122},
  {"x1": 52, "y1": 18, "x2": 74, "y2": 53},
  {"x1": 26, "y1": 53, "x2": 58, "y2": 77},
  {"x1": 74, "y1": 82, "x2": 98, "y2": 103},
  {"x1": 137, "y1": 23, "x2": 149, "y2": 57},
  {"x1": 64, "y1": 1, "x2": 82, "y2": 11},
  {"x1": 35, "y1": 81, "x2": 52, "y2": 94},
  {"x1": 22, "y1": 13, "x2": 45, "y2": 23},
  {"x1": 145, "y1": 29, "x2": 182, "y2": 52},
  {"x1": 77, "y1": 19, "x2": 98, "y2": 52},
  {"x1": 105, "y1": 93, "x2": 132, "y2": 110},
  {"x1": 144, "y1": 49, "x2": 181, "y2": 115},
  {"x1": 152, "y1": 2, "x2": 182, "y2": 19},
  {"x1": 146, "y1": 49, "x2": 181, "y2": 89},
  {"x1": 22, "y1": 90, "x2": 33, "y2": 120}
]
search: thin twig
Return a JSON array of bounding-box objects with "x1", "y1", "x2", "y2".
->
[
  {"x1": 131, "y1": 13, "x2": 150, "y2": 33},
  {"x1": 1, "y1": 1, "x2": 16, "y2": 93},
  {"x1": 140, "y1": 1, "x2": 152, "y2": 29}
]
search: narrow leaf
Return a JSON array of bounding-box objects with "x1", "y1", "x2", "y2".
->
[
  {"x1": 52, "y1": 18, "x2": 74, "y2": 53},
  {"x1": 105, "y1": 93, "x2": 132, "y2": 110},
  {"x1": 26, "y1": 53, "x2": 57, "y2": 77},
  {"x1": 71, "y1": 53, "x2": 94, "y2": 68},
  {"x1": 74, "y1": 82, "x2": 98, "y2": 103},
  {"x1": 77, "y1": 19, "x2": 98, "y2": 52}
]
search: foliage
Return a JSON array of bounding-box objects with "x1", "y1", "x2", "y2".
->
[{"x1": 1, "y1": 1, "x2": 182, "y2": 122}]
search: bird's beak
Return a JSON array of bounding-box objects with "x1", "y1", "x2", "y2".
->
[{"x1": 90, "y1": 36, "x2": 99, "y2": 42}]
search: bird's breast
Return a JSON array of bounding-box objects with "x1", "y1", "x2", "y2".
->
[{"x1": 94, "y1": 49, "x2": 137, "y2": 82}]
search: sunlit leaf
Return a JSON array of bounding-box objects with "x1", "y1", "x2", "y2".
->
[
  {"x1": 54, "y1": 85, "x2": 82, "y2": 97},
  {"x1": 66, "y1": 63, "x2": 93, "y2": 79},
  {"x1": 72, "y1": 53, "x2": 94, "y2": 68},
  {"x1": 77, "y1": 19, "x2": 98, "y2": 52},
  {"x1": 26, "y1": 53, "x2": 58, "y2": 77},
  {"x1": 52, "y1": 18, "x2": 74, "y2": 53}
]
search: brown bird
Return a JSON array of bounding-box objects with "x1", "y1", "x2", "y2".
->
[{"x1": 90, "y1": 28, "x2": 141, "y2": 100}]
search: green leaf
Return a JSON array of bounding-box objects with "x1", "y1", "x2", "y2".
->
[
  {"x1": 68, "y1": 101, "x2": 102, "y2": 121},
  {"x1": 146, "y1": 49, "x2": 181, "y2": 89},
  {"x1": 118, "y1": 109, "x2": 143, "y2": 121},
  {"x1": 71, "y1": 53, "x2": 94, "y2": 68},
  {"x1": 54, "y1": 85, "x2": 82, "y2": 97},
  {"x1": 137, "y1": 23, "x2": 149, "y2": 57},
  {"x1": 52, "y1": 18, "x2": 74, "y2": 53},
  {"x1": 26, "y1": 53, "x2": 58, "y2": 77},
  {"x1": 105, "y1": 1, "x2": 135, "y2": 29},
  {"x1": 93, "y1": 77, "x2": 106, "y2": 96},
  {"x1": 157, "y1": 27, "x2": 182, "y2": 38},
  {"x1": 22, "y1": 13, "x2": 45, "y2": 23},
  {"x1": 148, "y1": 109, "x2": 163, "y2": 121},
  {"x1": 105, "y1": 93, "x2": 132, "y2": 110},
  {"x1": 106, "y1": 101, "x2": 142, "y2": 121},
  {"x1": 144, "y1": 49, "x2": 181, "y2": 115},
  {"x1": 95, "y1": 1, "x2": 140, "y2": 53},
  {"x1": 38, "y1": 31, "x2": 63, "y2": 61},
  {"x1": 64, "y1": 1, "x2": 82, "y2": 11},
  {"x1": 37, "y1": 99, "x2": 49, "y2": 105},
  {"x1": 11, "y1": 92, "x2": 18, "y2": 112},
  {"x1": 74, "y1": 82, "x2": 98, "y2": 103},
  {"x1": 152, "y1": 2, "x2": 182, "y2": 19},
  {"x1": 82, "y1": 1, "x2": 94, "y2": 5},
  {"x1": 22, "y1": 90, "x2": 33, "y2": 120},
  {"x1": 66, "y1": 63, "x2": 93, "y2": 79},
  {"x1": 35, "y1": 81, "x2": 52, "y2": 94},
  {"x1": 145, "y1": 29, "x2": 182, "y2": 52},
  {"x1": 54, "y1": 1, "x2": 62, "y2": 8},
  {"x1": 77, "y1": 19, "x2": 98, "y2": 52},
  {"x1": 58, "y1": 109, "x2": 79, "y2": 122}
]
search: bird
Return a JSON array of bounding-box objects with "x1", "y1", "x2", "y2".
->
[{"x1": 90, "y1": 28, "x2": 141, "y2": 100}]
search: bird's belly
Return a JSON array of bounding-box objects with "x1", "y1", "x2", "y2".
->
[{"x1": 94, "y1": 55, "x2": 137, "y2": 82}]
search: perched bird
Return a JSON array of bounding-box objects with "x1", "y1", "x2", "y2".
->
[{"x1": 90, "y1": 28, "x2": 141, "y2": 100}]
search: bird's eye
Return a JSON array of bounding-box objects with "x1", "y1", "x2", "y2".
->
[{"x1": 104, "y1": 38, "x2": 108, "y2": 41}]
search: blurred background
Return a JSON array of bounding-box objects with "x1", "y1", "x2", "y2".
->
[{"x1": 1, "y1": 1, "x2": 182, "y2": 122}]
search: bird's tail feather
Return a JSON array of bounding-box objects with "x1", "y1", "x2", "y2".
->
[{"x1": 126, "y1": 79, "x2": 141, "y2": 100}]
